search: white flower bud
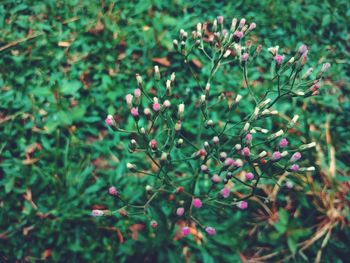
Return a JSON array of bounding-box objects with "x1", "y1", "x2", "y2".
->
[
  {"x1": 234, "y1": 144, "x2": 242, "y2": 150},
  {"x1": 235, "y1": 94, "x2": 242, "y2": 104},
  {"x1": 170, "y1": 72, "x2": 176, "y2": 82},
  {"x1": 259, "y1": 98, "x2": 271, "y2": 108},
  {"x1": 145, "y1": 185, "x2": 152, "y2": 191},
  {"x1": 140, "y1": 127, "x2": 146, "y2": 134},
  {"x1": 178, "y1": 103, "x2": 185, "y2": 118},
  {"x1": 224, "y1": 50, "x2": 231, "y2": 58},
  {"x1": 200, "y1": 94, "x2": 206, "y2": 103},
  {"x1": 243, "y1": 123, "x2": 250, "y2": 132},
  {"x1": 281, "y1": 151, "x2": 289, "y2": 157},
  {"x1": 258, "y1": 151, "x2": 267, "y2": 158}
]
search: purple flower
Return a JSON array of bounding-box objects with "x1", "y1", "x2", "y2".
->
[
  {"x1": 279, "y1": 138, "x2": 288, "y2": 148},
  {"x1": 176, "y1": 207, "x2": 185, "y2": 216},
  {"x1": 274, "y1": 54, "x2": 285, "y2": 65},
  {"x1": 182, "y1": 226, "x2": 190, "y2": 236},
  {"x1": 193, "y1": 198, "x2": 202, "y2": 208},
  {"x1": 290, "y1": 164, "x2": 300, "y2": 172},
  {"x1": 108, "y1": 186, "x2": 119, "y2": 197},
  {"x1": 237, "y1": 201, "x2": 248, "y2": 210},
  {"x1": 205, "y1": 226, "x2": 216, "y2": 235},
  {"x1": 241, "y1": 53, "x2": 249, "y2": 62},
  {"x1": 92, "y1": 210, "x2": 104, "y2": 217},
  {"x1": 245, "y1": 172, "x2": 254, "y2": 180},
  {"x1": 272, "y1": 151, "x2": 281, "y2": 161},
  {"x1": 241, "y1": 147, "x2": 250, "y2": 157},
  {"x1": 220, "y1": 187, "x2": 230, "y2": 198},
  {"x1": 217, "y1": 16, "x2": 224, "y2": 24}
]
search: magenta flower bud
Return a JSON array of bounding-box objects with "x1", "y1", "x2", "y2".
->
[
  {"x1": 290, "y1": 164, "x2": 300, "y2": 172},
  {"x1": 92, "y1": 210, "x2": 104, "y2": 217},
  {"x1": 193, "y1": 198, "x2": 202, "y2": 208},
  {"x1": 134, "y1": 88, "x2": 141, "y2": 98},
  {"x1": 105, "y1": 115, "x2": 114, "y2": 126},
  {"x1": 220, "y1": 187, "x2": 230, "y2": 198},
  {"x1": 211, "y1": 174, "x2": 221, "y2": 183},
  {"x1": 224, "y1": 158, "x2": 235, "y2": 166},
  {"x1": 311, "y1": 83, "x2": 320, "y2": 92},
  {"x1": 274, "y1": 54, "x2": 285, "y2": 65},
  {"x1": 217, "y1": 16, "x2": 224, "y2": 24},
  {"x1": 272, "y1": 151, "x2": 281, "y2": 161},
  {"x1": 290, "y1": 152, "x2": 301, "y2": 162},
  {"x1": 182, "y1": 226, "x2": 190, "y2": 236},
  {"x1": 205, "y1": 226, "x2": 216, "y2": 235},
  {"x1": 245, "y1": 172, "x2": 254, "y2": 180},
  {"x1": 150, "y1": 220, "x2": 158, "y2": 228},
  {"x1": 131, "y1": 107, "x2": 139, "y2": 118},
  {"x1": 237, "y1": 201, "x2": 248, "y2": 210},
  {"x1": 241, "y1": 147, "x2": 250, "y2": 157},
  {"x1": 279, "y1": 138, "x2": 288, "y2": 148},
  {"x1": 152, "y1": 103, "x2": 161, "y2": 112},
  {"x1": 176, "y1": 207, "x2": 185, "y2": 216},
  {"x1": 249, "y1": 22, "x2": 256, "y2": 30},
  {"x1": 222, "y1": 29, "x2": 228, "y2": 37},
  {"x1": 241, "y1": 53, "x2": 249, "y2": 62},
  {"x1": 149, "y1": 139, "x2": 158, "y2": 151},
  {"x1": 108, "y1": 186, "x2": 119, "y2": 197},
  {"x1": 245, "y1": 133, "x2": 252, "y2": 143}
]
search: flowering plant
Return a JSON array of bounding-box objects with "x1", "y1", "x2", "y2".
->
[{"x1": 95, "y1": 16, "x2": 330, "y2": 238}]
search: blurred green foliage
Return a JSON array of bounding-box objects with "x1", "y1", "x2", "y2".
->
[{"x1": 0, "y1": 0, "x2": 349, "y2": 262}]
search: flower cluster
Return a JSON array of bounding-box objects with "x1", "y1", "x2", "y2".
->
[{"x1": 95, "y1": 16, "x2": 330, "y2": 238}]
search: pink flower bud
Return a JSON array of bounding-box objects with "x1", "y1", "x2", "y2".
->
[
  {"x1": 201, "y1": 164, "x2": 208, "y2": 173},
  {"x1": 150, "y1": 220, "x2": 158, "y2": 228},
  {"x1": 279, "y1": 138, "x2": 288, "y2": 148},
  {"x1": 249, "y1": 22, "x2": 256, "y2": 30},
  {"x1": 272, "y1": 151, "x2": 281, "y2": 161},
  {"x1": 176, "y1": 207, "x2": 185, "y2": 216},
  {"x1": 105, "y1": 115, "x2": 114, "y2": 126},
  {"x1": 241, "y1": 53, "x2": 249, "y2": 62},
  {"x1": 274, "y1": 54, "x2": 285, "y2": 65},
  {"x1": 108, "y1": 186, "x2": 119, "y2": 197},
  {"x1": 245, "y1": 172, "x2": 254, "y2": 180},
  {"x1": 290, "y1": 164, "x2": 300, "y2": 172},
  {"x1": 239, "y1": 18, "x2": 246, "y2": 27},
  {"x1": 213, "y1": 136, "x2": 219, "y2": 144},
  {"x1": 134, "y1": 88, "x2": 141, "y2": 98},
  {"x1": 211, "y1": 174, "x2": 221, "y2": 183},
  {"x1": 241, "y1": 147, "x2": 250, "y2": 157},
  {"x1": 149, "y1": 139, "x2": 158, "y2": 151},
  {"x1": 152, "y1": 103, "x2": 161, "y2": 112},
  {"x1": 205, "y1": 227, "x2": 216, "y2": 235},
  {"x1": 92, "y1": 210, "x2": 104, "y2": 217},
  {"x1": 217, "y1": 16, "x2": 224, "y2": 24},
  {"x1": 224, "y1": 158, "x2": 235, "y2": 166},
  {"x1": 233, "y1": 31, "x2": 243, "y2": 40},
  {"x1": 131, "y1": 107, "x2": 139, "y2": 118},
  {"x1": 290, "y1": 152, "x2": 301, "y2": 162},
  {"x1": 321, "y1": 62, "x2": 331, "y2": 73},
  {"x1": 237, "y1": 201, "x2": 248, "y2": 210},
  {"x1": 220, "y1": 187, "x2": 230, "y2": 198},
  {"x1": 245, "y1": 133, "x2": 252, "y2": 143},
  {"x1": 125, "y1": 94, "x2": 133, "y2": 106},
  {"x1": 182, "y1": 226, "x2": 190, "y2": 236},
  {"x1": 193, "y1": 198, "x2": 202, "y2": 208},
  {"x1": 298, "y1": 44, "x2": 308, "y2": 55},
  {"x1": 163, "y1": 100, "x2": 171, "y2": 108}
]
